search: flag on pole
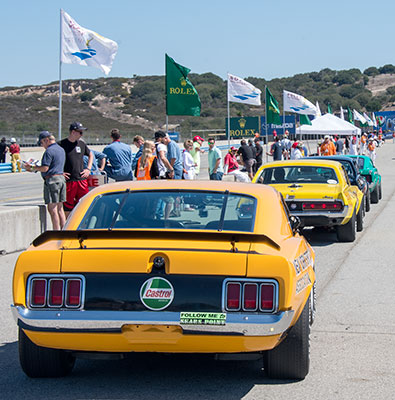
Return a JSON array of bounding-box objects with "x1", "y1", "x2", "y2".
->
[
  {"x1": 340, "y1": 106, "x2": 345, "y2": 120},
  {"x1": 299, "y1": 114, "x2": 312, "y2": 126},
  {"x1": 265, "y1": 87, "x2": 281, "y2": 125},
  {"x1": 327, "y1": 103, "x2": 332, "y2": 114},
  {"x1": 347, "y1": 107, "x2": 354, "y2": 124},
  {"x1": 353, "y1": 110, "x2": 367, "y2": 125},
  {"x1": 227, "y1": 74, "x2": 261, "y2": 105},
  {"x1": 372, "y1": 112, "x2": 377, "y2": 127},
  {"x1": 283, "y1": 90, "x2": 317, "y2": 115},
  {"x1": 166, "y1": 54, "x2": 201, "y2": 116},
  {"x1": 61, "y1": 10, "x2": 118, "y2": 75},
  {"x1": 315, "y1": 101, "x2": 322, "y2": 118},
  {"x1": 363, "y1": 112, "x2": 374, "y2": 127}
]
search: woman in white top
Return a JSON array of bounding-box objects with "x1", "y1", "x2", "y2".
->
[
  {"x1": 182, "y1": 140, "x2": 196, "y2": 180},
  {"x1": 349, "y1": 136, "x2": 358, "y2": 155}
]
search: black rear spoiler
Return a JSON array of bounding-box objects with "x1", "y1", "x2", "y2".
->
[{"x1": 32, "y1": 229, "x2": 280, "y2": 251}]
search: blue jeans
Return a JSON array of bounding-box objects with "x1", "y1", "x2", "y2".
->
[{"x1": 209, "y1": 172, "x2": 223, "y2": 180}]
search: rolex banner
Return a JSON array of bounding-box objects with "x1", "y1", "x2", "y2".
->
[
  {"x1": 265, "y1": 87, "x2": 281, "y2": 125},
  {"x1": 166, "y1": 54, "x2": 201, "y2": 116}
]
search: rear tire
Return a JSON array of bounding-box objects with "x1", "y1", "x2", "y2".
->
[
  {"x1": 356, "y1": 205, "x2": 363, "y2": 232},
  {"x1": 337, "y1": 212, "x2": 356, "y2": 242},
  {"x1": 264, "y1": 298, "x2": 310, "y2": 380},
  {"x1": 378, "y1": 182, "x2": 382, "y2": 200},
  {"x1": 365, "y1": 191, "x2": 371, "y2": 212},
  {"x1": 371, "y1": 184, "x2": 379, "y2": 204},
  {"x1": 19, "y1": 328, "x2": 75, "y2": 378}
]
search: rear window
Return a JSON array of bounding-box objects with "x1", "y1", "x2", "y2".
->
[
  {"x1": 339, "y1": 160, "x2": 355, "y2": 180},
  {"x1": 257, "y1": 166, "x2": 339, "y2": 184},
  {"x1": 78, "y1": 190, "x2": 257, "y2": 232},
  {"x1": 355, "y1": 157, "x2": 364, "y2": 170}
]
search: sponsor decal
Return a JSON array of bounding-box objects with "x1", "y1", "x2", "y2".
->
[
  {"x1": 293, "y1": 250, "x2": 312, "y2": 275},
  {"x1": 296, "y1": 273, "x2": 312, "y2": 294},
  {"x1": 180, "y1": 312, "x2": 226, "y2": 326},
  {"x1": 140, "y1": 277, "x2": 174, "y2": 311}
]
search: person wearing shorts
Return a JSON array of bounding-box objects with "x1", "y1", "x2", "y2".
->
[
  {"x1": 25, "y1": 131, "x2": 67, "y2": 230},
  {"x1": 59, "y1": 122, "x2": 93, "y2": 216}
]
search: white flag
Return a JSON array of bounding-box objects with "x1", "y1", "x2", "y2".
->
[
  {"x1": 340, "y1": 106, "x2": 345, "y2": 120},
  {"x1": 283, "y1": 90, "x2": 317, "y2": 115},
  {"x1": 61, "y1": 10, "x2": 118, "y2": 75},
  {"x1": 227, "y1": 73, "x2": 261, "y2": 106},
  {"x1": 353, "y1": 110, "x2": 367, "y2": 125},
  {"x1": 363, "y1": 112, "x2": 374, "y2": 127},
  {"x1": 372, "y1": 112, "x2": 377, "y2": 127},
  {"x1": 315, "y1": 101, "x2": 322, "y2": 118}
]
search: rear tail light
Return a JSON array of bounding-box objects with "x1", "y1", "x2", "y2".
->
[
  {"x1": 226, "y1": 282, "x2": 241, "y2": 310},
  {"x1": 31, "y1": 279, "x2": 47, "y2": 307},
  {"x1": 243, "y1": 283, "x2": 258, "y2": 310},
  {"x1": 224, "y1": 280, "x2": 277, "y2": 312},
  {"x1": 28, "y1": 275, "x2": 84, "y2": 309},
  {"x1": 48, "y1": 279, "x2": 64, "y2": 307},
  {"x1": 260, "y1": 284, "x2": 275, "y2": 311},
  {"x1": 66, "y1": 279, "x2": 82, "y2": 307},
  {"x1": 302, "y1": 201, "x2": 343, "y2": 211}
]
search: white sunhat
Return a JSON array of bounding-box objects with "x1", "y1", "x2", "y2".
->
[{"x1": 10, "y1": 137, "x2": 16, "y2": 143}]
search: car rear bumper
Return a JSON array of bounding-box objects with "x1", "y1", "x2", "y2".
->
[
  {"x1": 11, "y1": 305, "x2": 294, "y2": 337},
  {"x1": 291, "y1": 206, "x2": 349, "y2": 227}
]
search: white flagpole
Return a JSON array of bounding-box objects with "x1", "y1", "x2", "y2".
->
[
  {"x1": 227, "y1": 99, "x2": 230, "y2": 148},
  {"x1": 58, "y1": 9, "x2": 63, "y2": 141},
  {"x1": 265, "y1": 86, "x2": 269, "y2": 163},
  {"x1": 227, "y1": 73, "x2": 230, "y2": 148}
]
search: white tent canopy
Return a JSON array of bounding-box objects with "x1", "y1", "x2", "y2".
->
[{"x1": 296, "y1": 113, "x2": 361, "y2": 136}]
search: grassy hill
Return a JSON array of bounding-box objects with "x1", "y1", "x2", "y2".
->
[{"x1": 1, "y1": 64, "x2": 395, "y2": 143}]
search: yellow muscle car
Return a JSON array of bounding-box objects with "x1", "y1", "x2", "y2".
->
[
  {"x1": 253, "y1": 159, "x2": 364, "y2": 242},
  {"x1": 12, "y1": 181, "x2": 315, "y2": 380}
]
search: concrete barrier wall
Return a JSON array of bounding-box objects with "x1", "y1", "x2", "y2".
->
[{"x1": 0, "y1": 206, "x2": 50, "y2": 253}]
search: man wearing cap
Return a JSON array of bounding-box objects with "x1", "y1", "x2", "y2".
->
[
  {"x1": 254, "y1": 137, "x2": 263, "y2": 172},
  {"x1": 59, "y1": 122, "x2": 93, "y2": 216},
  {"x1": 9, "y1": 138, "x2": 22, "y2": 173},
  {"x1": 25, "y1": 132, "x2": 66, "y2": 230},
  {"x1": 103, "y1": 128, "x2": 133, "y2": 181},
  {"x1": 190, "y1": 136, "x2": 205, "y2": 178}
]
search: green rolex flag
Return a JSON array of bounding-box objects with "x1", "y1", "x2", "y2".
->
[
  {"x1": 300, "y1": 114, "x2": 312, "y2": 126},
  {"x1": 347, "y1": 106, "x2": 354, "y2": 125},
  {"x1": 327, "y1": 103, "x2": 332, "y2": 114},
  {"x1": 265, "y1": 87, "x2": 281, "y2": 125},
  {"x1": 165, "y1": 54, "x2": 201, "y2": 116}
]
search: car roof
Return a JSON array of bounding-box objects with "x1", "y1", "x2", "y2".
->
[
  {"x1": 257, "y1": 159, "x2": 343, "y2": 170},
  {"x1": 308, "y1": 155, "x2": 355, "y2": 163},
  {"x1": 86, "y1": 179, "x2": 275, "y2": 197}
]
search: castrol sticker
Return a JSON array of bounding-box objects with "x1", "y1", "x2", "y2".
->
[{"x1": 140, "y1": 277, "x2": 174, "y2": 310}]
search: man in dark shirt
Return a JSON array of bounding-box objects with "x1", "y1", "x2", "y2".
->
[
  {"x1": 254, "y1": 137, "x2": 263, "y2": 173},
  {"x1": 25, "y1": 131, "x2": 67, "y2": 230},
  {"x1": 0, "y1": 137, "x2": 8, "y2": 163},
  {"x1": 59, "y1": 122, "x2": 93, "y2": 216},
  {"x1": 237, "y1": 139, "x2": 256, "y2": 180},
  {"x1": 267, "y1": 136, "x2": 283, "y2": 161}
]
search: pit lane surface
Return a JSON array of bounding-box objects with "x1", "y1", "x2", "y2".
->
[{"x1": 1, "y1": 144, "x2": 394, "y2": 399}]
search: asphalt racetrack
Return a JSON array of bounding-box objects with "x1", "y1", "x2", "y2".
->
[{"x1": 0, "y1": 142, "x2": 394, "y2": 399}]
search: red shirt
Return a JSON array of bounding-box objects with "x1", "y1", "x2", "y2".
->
[
  {"x1": 224, "y1": 153, "x2": 238, "y2": 172},
  {"x1": 10, "y1": 143, "x2": 20, "y2": 154}
]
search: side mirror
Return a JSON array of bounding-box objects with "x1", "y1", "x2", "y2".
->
[{"x1": 290, "y1": 215, "x2": 301, "y2": 234}]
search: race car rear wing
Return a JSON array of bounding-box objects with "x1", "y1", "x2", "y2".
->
[{"x1": 32, "y1": 229, "x2": 280, "y2": 251}]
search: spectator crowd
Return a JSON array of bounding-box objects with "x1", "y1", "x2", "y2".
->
[{"x1": 2, "y1": 122, "x2": 387, "y2": 230}]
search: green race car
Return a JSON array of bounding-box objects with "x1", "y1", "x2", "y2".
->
[{"x1": 348, "y1": 155, "x2": 382, "y2": 204}]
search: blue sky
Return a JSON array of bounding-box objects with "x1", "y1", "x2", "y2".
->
[{"x1": 1, "y1": 0, "x2": 394, "y2": 88}]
